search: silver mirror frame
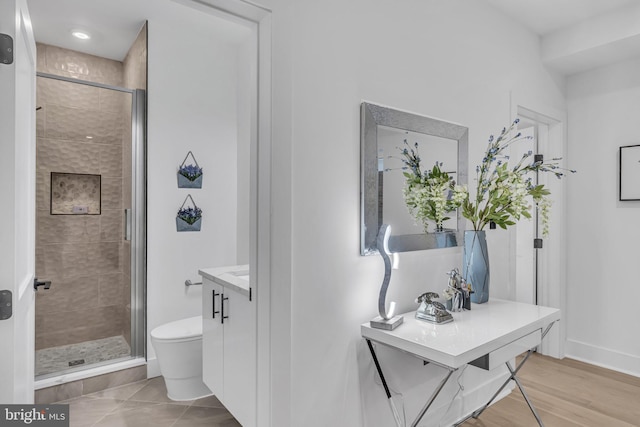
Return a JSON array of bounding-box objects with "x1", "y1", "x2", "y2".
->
[{"x1": 360, "y1": 102, "x2": 469, "y2": 255}]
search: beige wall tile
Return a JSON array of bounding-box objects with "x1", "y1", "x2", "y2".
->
[
  {"x1": 36, "y1": 108, "x2": 45, "y2": 137},
  {"x1": 36, "y1": 167, "x2": 50, "y2": 210},
  {"x1": 122, "y1": 242, "x2": 131, "y2": 277},
  {"x1": 44, "y1": 44, "x2": 90, "y2": 77},
  {"x1": 102, "y1": 177, "x2": 123, "y2": 209},
  {"x1": 43, "y1": 44, "x2": 123, "y2": 87},
  {"x1": 37, "y1": 138, "x2": 101, "y2": 175},
  {"x1": 36, "y1": 305, "x2": 122, "y2": 347},
  {"x1": 36, "y1": 245, "x2": 46, "y2": 277},
  {"x1": 37, "y1": 213, "x2": 100, "y2": 244},
  {"x1": 45, "y1": 105, "x2": 122, "y2": 145},
  {"x1": 99, "y1": 242, "x2": 122, "y2": 274},
  {"x1": 38, "y1": 77, "x2": 100, "y2": 110},
  {"x1": 36, "y1": 43, "x2": 47, "y2": 73},
  {"x1": 40, "y1": 242, "x2": 101, "y2": 279},
  {"x1": 99, "y1": 273, "x2": 124, "y2": 307},
  {"x1": 123, "y1": 24, "x2": 148, "y2": 90},
  {"x1": 100, "y1": 144, "x2": 123, "y2": 177},
  {"x1": 35, "y1": 274, "x2": 100, "y2": 315},
  {"x1": 99, "y1": 88, "x2": 130, "y2": 113},
  {"x1": 100, "y1": 209, "x2": 123, "y2": 242}
]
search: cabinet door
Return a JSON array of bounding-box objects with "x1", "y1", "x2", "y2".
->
[
  {"x1": 222, "y1": 289, "x2": 256, "y2": 427},
  {"x1": 202, "y1": 279, "x2": 224, "y2": 398}
]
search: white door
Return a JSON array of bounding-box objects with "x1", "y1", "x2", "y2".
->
[
  {"x1": 0, "y1": 0, "x2": 37, "y2": 404},
  {"x1": 512, "y1": 124, "x2": 537, "y2": 304}
]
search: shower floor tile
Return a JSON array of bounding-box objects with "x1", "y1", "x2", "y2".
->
[{"x1": 36, "y1": 335, "x2": 131, "y2": 377}]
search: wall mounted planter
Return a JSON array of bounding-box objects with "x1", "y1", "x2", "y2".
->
[
  {"x1": 178, "y1": 151, "x2": 203, "y2": 188},
  {"x1": 176, "y1": 216, "x2": 202, "y2": 232},
  {"x1": 176, "y1": 194, "x2": 202, "y2": 232}
]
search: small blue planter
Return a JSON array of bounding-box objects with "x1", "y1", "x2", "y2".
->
[
  {"x1": 176, "y1": 217, "x2": 202, "y2": 232},
  {"x1": 177, "y1": 173, "x2": 203, "y2": 189}
]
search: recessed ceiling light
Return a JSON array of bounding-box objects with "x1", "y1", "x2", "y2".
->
[{"x1": 71, "y1": 30, "x2": 91, "y2": 40}]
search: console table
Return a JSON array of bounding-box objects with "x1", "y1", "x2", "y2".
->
[{"x1": 361, "y1": 299, "x2": 560, "y2": 427}]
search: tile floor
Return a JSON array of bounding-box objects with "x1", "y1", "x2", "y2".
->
[{"x1": 56, "y1": 377, "x2": 241, "y2": 427}]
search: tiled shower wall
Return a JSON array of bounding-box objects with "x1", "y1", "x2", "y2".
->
[{"x1": 35, "y1": 43, "x2": 131, "y2": 351}]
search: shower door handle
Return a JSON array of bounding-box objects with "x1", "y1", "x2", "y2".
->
[
  {"x1": 124, "y1": 209, "x2": 132, "y2": 241},
  {"x1": 33, "y1": 278, "x2": 51, "y2": 291}
]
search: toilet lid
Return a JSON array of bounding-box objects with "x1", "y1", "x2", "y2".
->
[{"x1": 151, "y1": 316, "x2": 202, "y2": 340}]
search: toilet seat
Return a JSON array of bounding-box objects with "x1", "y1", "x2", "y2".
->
[{"x1": 151, "y1": 316, "x2": 202, "y2": 341}]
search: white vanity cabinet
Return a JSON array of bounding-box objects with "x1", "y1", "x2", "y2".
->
[{"x1": 200, "y1": 266, "x2": 255, "y2": 427}]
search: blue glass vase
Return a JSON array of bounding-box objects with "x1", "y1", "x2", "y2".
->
[{"x1": 463, "y1": 230, "x2": 490, "y2": 304}]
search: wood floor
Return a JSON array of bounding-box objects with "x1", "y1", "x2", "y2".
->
[{"x1": 461, "y1": 353, "x2": 640, "y2": 427}]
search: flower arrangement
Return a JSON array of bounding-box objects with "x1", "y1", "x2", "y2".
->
[
  {"x1": 461, "y1": 119, "x2": 575, "y2": 236},
  {"x1": 399, "y1": 140, "x2": 468, "y2": 232},
  {"x1": 178, "y1": 164, "x2": 203, "y2": 182},
  {"x1": 177, "y1": 206, "x2": 202, "y2": 225}
]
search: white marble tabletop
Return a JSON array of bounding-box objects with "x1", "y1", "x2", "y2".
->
[{"x1": 361, "y1": 299, "x2": 560, "y2": 369}]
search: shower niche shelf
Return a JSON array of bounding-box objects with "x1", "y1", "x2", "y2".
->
[{"x1": 50, "y1": 172, "x2": 102, "y2": 215}]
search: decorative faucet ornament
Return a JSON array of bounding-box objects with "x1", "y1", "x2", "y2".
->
[{"x1": 369, "y1": 224, "x2": 404, "y2": 331}]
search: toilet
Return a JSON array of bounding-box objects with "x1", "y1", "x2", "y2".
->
[{"x1": 150, "y1": 315, "x2": 212, "y2": 401}]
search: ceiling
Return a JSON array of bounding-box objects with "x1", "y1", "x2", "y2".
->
[
  {"x1": 485, "y1": 0, "x2": 638, "y2": 36},
  {"x1": 26, "y1": 0, "x2": 253, "y2": 61},
  {"x1": 25, "y1": 0, "x2": 640, "y2": 75},
  {"x1": 487, "y1": 0, "x2": 640, "y2": 74}
]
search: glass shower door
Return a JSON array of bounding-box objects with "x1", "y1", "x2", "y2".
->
[{"x1": 34, "y1": 73, "x2": 145, "y2": 378}]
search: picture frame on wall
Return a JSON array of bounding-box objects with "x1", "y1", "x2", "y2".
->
[{"x1": 619, "y1": 144, "x2": 640, "y2": 201}]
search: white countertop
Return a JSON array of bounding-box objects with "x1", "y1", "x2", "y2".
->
[
  {"x1": 199, "y1": 264, "x2": 250, "y2": 298},
  {"x1": 361, "y1": 299, "x2": 560, "y2": 369}
]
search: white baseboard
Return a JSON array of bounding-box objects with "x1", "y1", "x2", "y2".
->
[
  {"x1": 146, "y1": 357, "x2": 161, "y2": 379},
  {"x1": 565, "y1": 339, "x2": 640, "y2": 378}
]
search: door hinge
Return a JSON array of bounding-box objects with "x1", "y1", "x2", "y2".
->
[
  {"x1": 0, "y1": 290, "x2": 12, "y2": 320},
  {"x1": 534, "y1": 238, "x2": 543, "y2": 249},
  {"x1": 0, "y1": 34, "x2": 14, "y2": 65},
  {"x1": 534, "y1": 154, "x2": 543, "y2": 164}
]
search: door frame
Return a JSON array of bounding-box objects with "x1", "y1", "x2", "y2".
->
[
  {"x1": 174, "y1": 1, "x2": 273, "y2": 425},
  {"x1": 511, "y1": 93, "x2": 567, "y2": 359},
  {"x1": 0, "y1": 0, "x2": 37, "y2": 404}
]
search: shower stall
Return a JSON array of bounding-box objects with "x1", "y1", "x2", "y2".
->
[{"x1": 34, "y1": 54, "x2": 146, "y2": 380}]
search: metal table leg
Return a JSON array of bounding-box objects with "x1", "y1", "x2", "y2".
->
[
  {"x1": 366, "y1": 339, "x2": 456, "y2": 427},
  {"x1": 410, "y1": 368, "x2": 455, "y2": 427},
  {"x1": 455, "y1": 322, "x2": 557, "y2": 427},
  {"x1": 366, "y1": 339, "x2": 404, "y2": 427}
]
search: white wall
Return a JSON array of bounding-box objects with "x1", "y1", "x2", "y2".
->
[
  {"x1": 258, "y1": 0, "x2": 567, "y2": 426},
  {"x1": 236, "y1": 34, "x2": 255, "y2": 265},
  {"x1": 566, "y1": 57, "x2": 640, "y2": 377},
  {"x1": 146, "y1": 10, "x2": 245, "y2": 367}
]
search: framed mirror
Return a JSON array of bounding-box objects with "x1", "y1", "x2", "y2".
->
[{"x1": 360, "y1": 102, "x2": 468, "y2": 255}]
